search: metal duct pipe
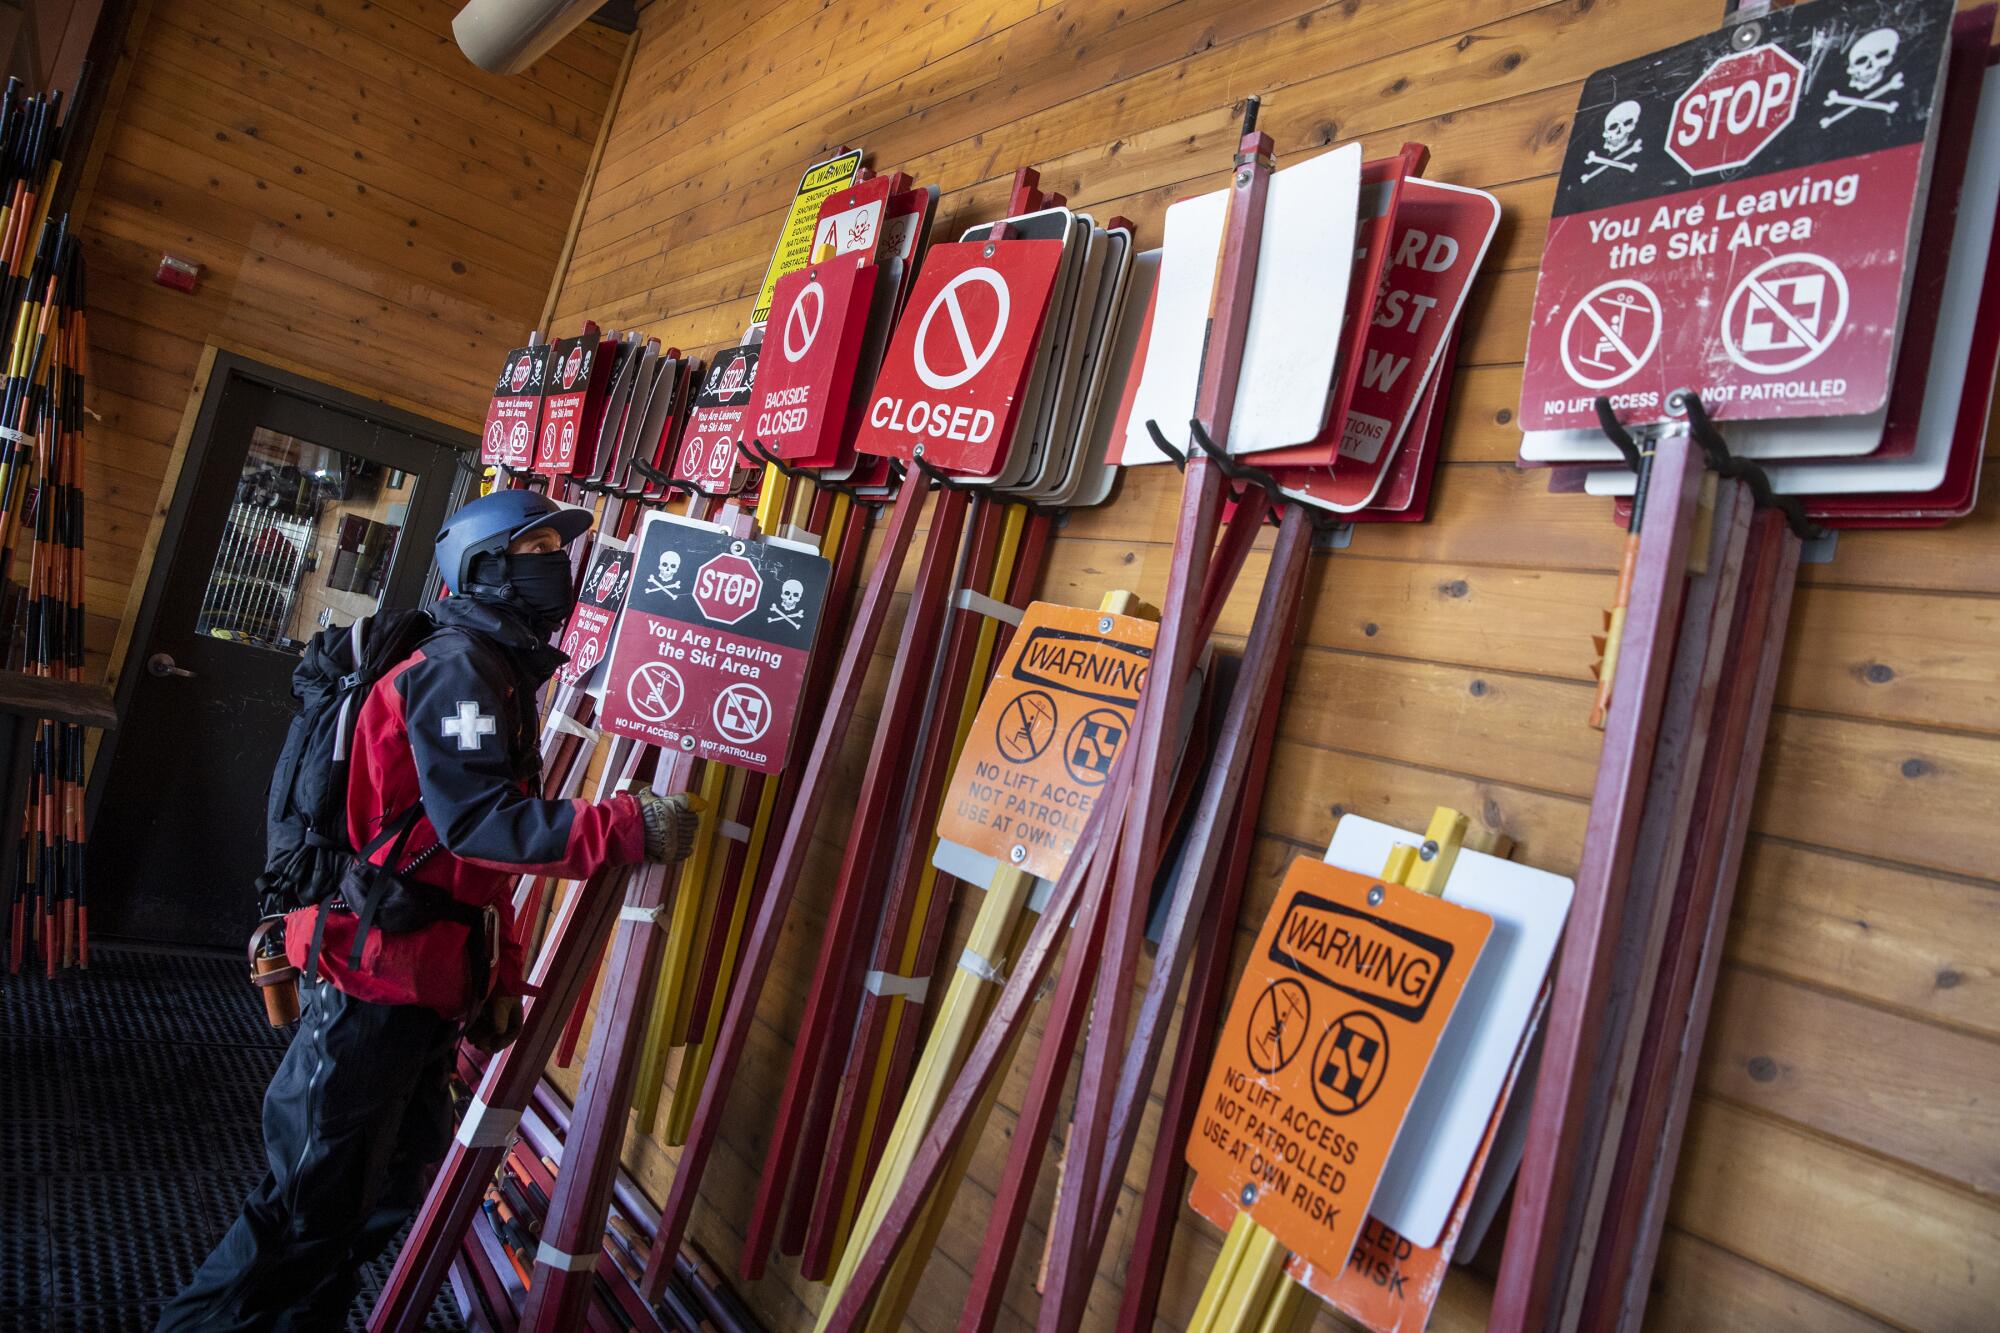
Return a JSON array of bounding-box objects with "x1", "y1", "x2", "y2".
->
[{"x1": 452, "y1": 0, "x2": 606, "y2": 75}]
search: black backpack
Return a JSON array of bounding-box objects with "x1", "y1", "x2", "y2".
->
[
  {"x1": 257, "y1": 609, "x2": 493, "y2": 1000},
  {"x1": 257, "y1": 608, "x2": 437, "y2": 917}
]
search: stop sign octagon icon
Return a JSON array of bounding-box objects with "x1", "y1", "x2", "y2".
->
[
  {"x1": 693, "y1": 551, "x2": 763, "y2": 625},
  {"x1": 1666, "y1": 44, "x2": 1803, "y2": 176}
]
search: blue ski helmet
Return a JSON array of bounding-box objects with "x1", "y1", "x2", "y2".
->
[{"x1": 434, "y1": 489, "x2": 592, "y2": 594}]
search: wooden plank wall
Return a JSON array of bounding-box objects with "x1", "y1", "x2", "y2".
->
[
  {"x1": 540, "y1": 1, "x2": 2000, "y2": 1329},
  {"x1": 72, "y1": 0, "x2": 627, "y2": 682}
]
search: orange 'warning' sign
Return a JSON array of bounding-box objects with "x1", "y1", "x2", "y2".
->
[
  {"x1": 1185, "y1": 857, "x2": 1490, "y2": 1284},
  {"x1": 937, "y1": 601, "x2": 1156, "y2": 881}
]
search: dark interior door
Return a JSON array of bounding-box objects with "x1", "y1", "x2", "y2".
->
[{"x1": 90, "y1": 367, "x2": 467, "y2": 949}]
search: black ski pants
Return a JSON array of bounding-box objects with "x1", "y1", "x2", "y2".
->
[{"x1": 156, "y1": 979, "x2": 457, "y2": 1332}]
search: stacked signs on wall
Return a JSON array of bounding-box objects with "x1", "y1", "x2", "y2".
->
[
  {"x1": 664, "y1": 161, "x2": 946, "y2": 501},
  {"x1": 481, "y1": 342, "x2": 550, "y2": 469},
  {"x1": 598, "y1": 511, "x2": 832, "y2": 773},
  {"x1": 852, "y1": 190, "x2": 1146, "y2": 502},
  {"x1": 1113, "y1": 140, "x2": 1499, "y2": 519},
  {"x1": 1519, "y1": 0, "x2": 2000, "y2": 526}
]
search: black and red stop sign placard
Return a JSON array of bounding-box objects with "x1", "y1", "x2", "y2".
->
[
  {"x1": 1521, "y1": 0, "x2": 1953, "y2": 432},
  {"x1": 482, "y1": 345, "x2": 547, "y2": 468},
  {"x1": 674, "y1": 344, "x2": 761, "y2": 490},
  {"x1": 856, "y1": 238, "x2": 1065, "y2": 474},
  {"x1": 599, "y1": 513, "x2": 831, "y2": 774}
]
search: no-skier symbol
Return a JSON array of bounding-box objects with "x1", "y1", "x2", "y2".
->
[
  {"x1": 858, "y1": 238, "x2": 1066, "y2": 474},
  {"x1": 1559, "y1": 280, "x2": 1664, "y2": 390},
  {"x1": 1520, "y1": 0, "x2": 1953, "y2": 431}
]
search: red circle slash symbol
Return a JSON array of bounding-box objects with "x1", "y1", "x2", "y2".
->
[
  {"x1": 626, "y1": 661, "x2": 684, "y2": 724},
  {"x1": 914, "y1": 267, "x2": 1011, "y2": 391},
  {"x1": 1722, "y1": 253, "x2": 1849, "y2": 375},
  {"x1": 783, "y1": 280, "x2": 825, "y2": 363}
]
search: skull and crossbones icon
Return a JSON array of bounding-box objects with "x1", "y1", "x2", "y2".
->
[
  {"x1": 1583, "y1": 100, "x2": 1643, "y2": 182},
  {"x1": 1823, "y1": 28, "x2": 1902, "y2": 127},
  {"x1": 645, "y1": 550, "x2": 683, "y2": 599},
  {"x1": 767, "y1": 578, "x2": 805, "y2": 628}
]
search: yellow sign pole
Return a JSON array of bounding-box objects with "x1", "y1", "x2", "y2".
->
[{"x1": 1187, "y1": 807, "x2": 1474, "y2": 1332}]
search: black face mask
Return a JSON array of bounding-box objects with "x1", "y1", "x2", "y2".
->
[{"x1": 500, "y1": 551, "x2": 576, "y2": 633}]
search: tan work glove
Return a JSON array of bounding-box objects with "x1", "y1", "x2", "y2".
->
[
  {"x1": 634, "y1": 790, "x2": 700, "y2": 866},
  {"x1": 465, "y1": 993, "x2": 523, "y2": 1052}
]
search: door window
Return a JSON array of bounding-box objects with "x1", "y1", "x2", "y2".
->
[{"x1": 192, "y1": 427, "x2": 411, "y2": 654}]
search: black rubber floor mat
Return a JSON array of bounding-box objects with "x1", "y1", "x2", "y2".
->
[{"x1": 1, "y1": 946, "x2": 463, "y2": 1332}]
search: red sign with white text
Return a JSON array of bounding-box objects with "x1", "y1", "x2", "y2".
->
[
  {"x1": 482, "y1": 345, "x2": 547, "y2": 468},
  {"x1": 675, "y1": 345, "x2": 761, "y2": 490},
  {"x1": 1520, "y1": 0, "x2": 1954, "y2": 431},
  {"x1": 857, "y1": 238, "x2": 1065, "y2": 474},
  {"x1": 1276, "y1": 181, "x2": 1498, "y2": 511},
  {"x1": 600, "y1": 515, "x2": 831, "y2": 774},
  {"x1": 753, "y1": 257, "x2": 877, "y2": 465},
  {"x1": 535, "y1": 334, "x2": 611, "y2": 475},
  {"x1": 557, "y1": 542, "x2": 631, "y2": 688}
]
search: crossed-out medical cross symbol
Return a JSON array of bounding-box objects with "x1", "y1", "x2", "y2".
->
[{"x1": 442, "y1": 700, "x2": 497, "y2": 751}]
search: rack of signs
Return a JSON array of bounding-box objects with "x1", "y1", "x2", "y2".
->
[
  {"x1": 813, "y1": 100, "x2": 1504, "y2": 1333},
  {"x1": 376, "y1": 148, "x2": 952, "y2": 1333},
  {"x1": 434, "y1": 91, "x2": 1527, "y2": 1330},
  {"x1": 1493, "y1": 3, "x2": 2000, "y2": 1331},
  {"x1": 747, "y1": 180, "x2": 1186, "y2": 1296},
  {"x1": 654, "y1": 166, "x2": 1163, "y2": 1292}
]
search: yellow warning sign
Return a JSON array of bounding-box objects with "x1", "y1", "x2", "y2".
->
[
  {"x1": 752, "y1": 150, "x2": 864, "y2": 326},
  {"x1": 938, "y1": 601, "x2": 1156, "y2": 880},
  {"x1": 1185, "y1": 858, "x2": 1490, "y2": 1284}
]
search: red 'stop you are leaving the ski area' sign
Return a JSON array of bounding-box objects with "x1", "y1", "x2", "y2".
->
[
  {"x1": 1519, "y1": 0, "x2": 1955, "y2": 432},
  {"x1": 598, "y1": 513, "x2": 831, "y2": 774},
  {"x1": 482, "y1": 344, "x2": 548, "y2": 468}
]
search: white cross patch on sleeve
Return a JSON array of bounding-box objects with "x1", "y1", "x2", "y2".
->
[{"x1": 442, "y1": 700, "x2": 498, "y2": 751}]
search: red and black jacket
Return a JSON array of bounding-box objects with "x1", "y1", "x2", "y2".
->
[{"x1": 285, "y1": 597, "x2": 644, "y2": 1016}]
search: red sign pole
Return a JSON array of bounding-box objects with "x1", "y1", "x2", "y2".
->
[
  {"x1": 738, "y1": 481, "x2": 973, "y2": 1277},
  {"x1": 1578, "y1": 506, "x2": 1799, "y2": 1327},
  {"x1": 368, "y1": 741, "x2": 647, "y2": 1332},
  {"x1": 820, "y1": 100, "x2": 1278, "y2": 1332},
  {"x1": 1049, "y1": 505, "x2": 1314, "y2": 1328},
  {"x1": 641, "y1": 469, "x2": 932, "y2": 1297},
  {"x1": 1485, "y1": 430, "x2": 1705, "y2": 1333},
  {"x1": 1114, "y1": 594, "x2": 1292, "y2": 1333}
]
